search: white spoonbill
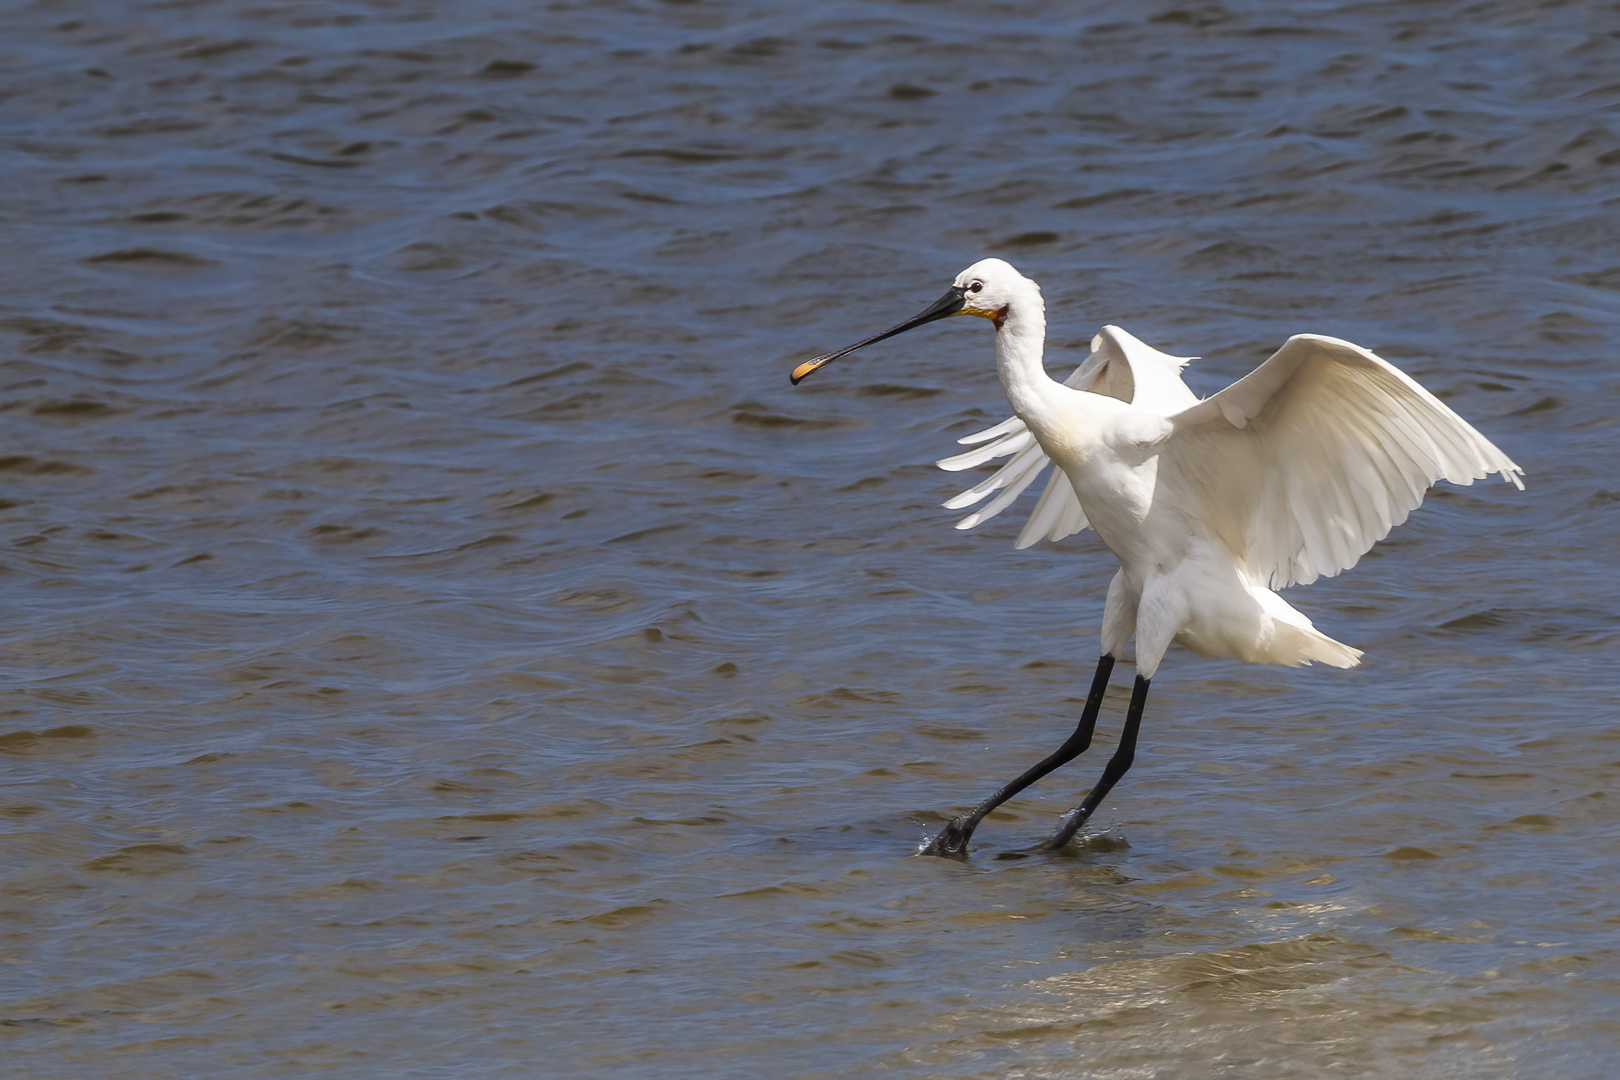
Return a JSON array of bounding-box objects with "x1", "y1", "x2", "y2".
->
[{"x1": 790, "y1": 258, "x2": 1524, "y2": 858}]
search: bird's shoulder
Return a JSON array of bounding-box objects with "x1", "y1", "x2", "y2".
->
[{"x1": 1035, "y1": 384, "x2": 1173, "y2": 459}]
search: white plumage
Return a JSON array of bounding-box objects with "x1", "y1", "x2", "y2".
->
[
  {"x1": 790, "y1": 258, "x2": 1523, "y2": 856},
  {"x1": 944, "y1": 323, "x2": 1523, "y2": 591},
  {"x1": 938, "y1": 325, "x2": 1199, "y2": 546}
]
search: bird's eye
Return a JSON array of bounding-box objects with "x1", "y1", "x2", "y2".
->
[{"x1": 968, "y1": 281, "x2": 983, "y2": 294}]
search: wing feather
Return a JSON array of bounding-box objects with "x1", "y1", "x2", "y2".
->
[
  {"x1": 1355, "y1": 389, "x2": 1444, "y2": 507},
  {"x1": 1339, "y1": 392, "x2": 1418, "y2": 535},
  {"x1": 936, "y1": 430, "x2": 1034, "y2": 473},
  {"x1": 952, "y1": 452, "x2": 1048, "y2": 530},
  {"x1": 942, "y1": 441, "x2": 1047, "y2": 511},
  {"x1": 1014, "y1": 470, "x2": 1087, "y2": 548},
  {"x1": 953, "y1": 415, "x2": 1024, "y2": 446},
  {"x1": 1166, "y1": 334, "x2": 1522, "y2": 588}
]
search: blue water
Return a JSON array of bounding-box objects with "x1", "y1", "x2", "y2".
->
[{"x1": 2, "y1": 1, "x2": 1617, "y2": 1077}]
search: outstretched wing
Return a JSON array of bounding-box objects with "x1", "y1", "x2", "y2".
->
[
  {"x1": 937, "y1": 326, "x2": 1197, "y2": 548},
  {"x1": 1163, "y1": 334, "x2": 1524, "y2": 589}
]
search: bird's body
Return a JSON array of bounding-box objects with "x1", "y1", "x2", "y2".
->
[
  {"x1": 790, "y1": 258, "x2": 1522, "y2": 857},
  {"x1": 946, "y1": 320, "x2": 1364, "y2": 677}
]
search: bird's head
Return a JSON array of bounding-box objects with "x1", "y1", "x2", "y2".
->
[
  {"x1": 790, "y1": 258, "x2": 1038, "y2": 384},
  {"x1": 950, "y1": 258, "x2": 1039, "y2": 328}
]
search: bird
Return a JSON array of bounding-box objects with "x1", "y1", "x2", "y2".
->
[{"x1": 789, "y1": 258, "x2": 1524, "y2": 858}]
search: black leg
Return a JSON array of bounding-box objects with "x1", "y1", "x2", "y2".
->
[
  {"x1": 919, "y1": 655, "x2": 1116, "y2": 858},
  {"x1": 1026, "y1": 673, "x2": 1150, "y2": 854}
]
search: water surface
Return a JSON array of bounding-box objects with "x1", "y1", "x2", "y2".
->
[{"x1": 2, "y1": 1, "x2": 1617, "y2": 1077}]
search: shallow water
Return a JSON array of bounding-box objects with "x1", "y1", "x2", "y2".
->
[{"x1": 2, "y1": 1, "x2": 1618, "y2": 1076}]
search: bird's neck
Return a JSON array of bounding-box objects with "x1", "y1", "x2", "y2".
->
[{"x1": 994, "y1": 297, "x2": 1055, "y2": 422}]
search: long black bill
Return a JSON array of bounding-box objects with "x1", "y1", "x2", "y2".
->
[{"x1": 790, "y1": 285, "x2": 967, "y2": 385}]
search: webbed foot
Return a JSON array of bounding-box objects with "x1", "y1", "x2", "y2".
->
[
  {"x1": 993, "y1": 810, "x2": 1087, "y2": 859},
  {"x1": 918, "y1": 816, "x2": 975, "y2": 859}
]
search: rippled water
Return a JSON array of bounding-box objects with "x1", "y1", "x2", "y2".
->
[{"x1": 3, "y1": 1, "x2": 1617, "y2": 1076}]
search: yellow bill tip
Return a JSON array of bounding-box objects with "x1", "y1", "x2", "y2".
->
[{"x1": 790, "y1": 355, "x2": 832, "y2": 385}]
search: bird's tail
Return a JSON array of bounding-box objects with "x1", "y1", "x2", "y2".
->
[
  {"x1": 1274, "y1": 622, "x2": 1363, "y2": 669},
  {"x1": 1252, "y1": 586, "x2": 1363, "y2": 669}
]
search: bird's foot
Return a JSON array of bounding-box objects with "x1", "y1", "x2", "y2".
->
[
  {"x1": 991, "y1": 836, "x2": 1069, "y2": 861},
  {"x1": 917, "y1": 816, "x2": 975, "y2": 859},
  {"x1": 994, "y1": 810, "x2": 1089, "y2": 859}
]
